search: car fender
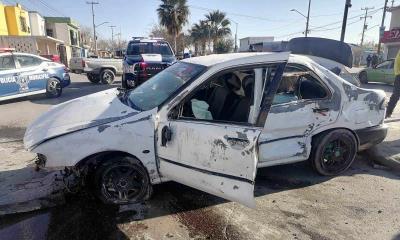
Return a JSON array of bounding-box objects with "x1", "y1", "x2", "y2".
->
[{"x1": 31, "y1": 109, "x2": 162, "y2": 184}]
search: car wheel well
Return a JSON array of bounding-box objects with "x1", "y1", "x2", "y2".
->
[
  {"x1": 75, "y1": 151, "x2": 147, "y2": 176},
  {"x1": 311, "y1": 128, "x2": 360, "y2": 150},
  {"x1": 100, "y1": 67, "x2": 116, "y2": 74}
]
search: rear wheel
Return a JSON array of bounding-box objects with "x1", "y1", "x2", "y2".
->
[
  {"x1": 359, "y1": 71, "x2": 368, "y2": 84},
  {"x1": 46, "y1": 78, "x2": 62, "y2": 98},
  {"x1": 310, "y1": 129, "x2": 357, "y2": 176},
  {"x1": 94, "y1": 156, "x2": 152, "y2": 205},
  {"x1": 100, "y1": 69, "x2": 115, "y2": 84},
  {"x1": 87, "y1": 73, "x2": 100, "y2": 84}
]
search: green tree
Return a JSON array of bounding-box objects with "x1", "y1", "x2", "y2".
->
[
  {"x1": 190, "y1": 20, "x2": 209, "y2": 55},
  {"x1": 205, "y1": 10, "x2": 231, "y2": 53},
  {"x1": 157, "y1": 0, "x2": 190, "y2": 54},
  {"x1": 214, "y1": 38, "x2": 234, "y2": 54}
]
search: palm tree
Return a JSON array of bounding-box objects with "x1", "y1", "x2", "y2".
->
[
  {"x1": 190, "y1": 20, "x2": 209, "y2": 55},
  {"x1": 157, "y1": 0, "x2": 189, "y2": 54},
  {"x1": 205, "y1": 10, "x2": 231, "y2": 53}
]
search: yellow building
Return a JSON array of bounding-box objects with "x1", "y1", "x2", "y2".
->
[
  {"x1": 0, "y1": 4, "x2": 8, "y2": 35},
  {"x1": 5, "y1": 3, "x2": 30, "y2": 36}
]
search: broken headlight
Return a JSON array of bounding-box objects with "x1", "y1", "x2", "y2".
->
[{"x1": 35, "y1": 153, "x2": 47, "y2": 169}]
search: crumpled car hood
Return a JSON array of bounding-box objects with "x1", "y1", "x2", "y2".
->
[{"x1": 24, "y1": 88, "x2": 139, "y2": 150}]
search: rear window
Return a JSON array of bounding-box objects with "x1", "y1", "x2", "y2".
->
[{"x1": 126, "y1": 42, "x2": 173, "y2": 56}]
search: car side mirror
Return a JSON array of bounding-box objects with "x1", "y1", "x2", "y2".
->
[{"x1": 161, "y1": 126, "x2": 172, "y2": 146}]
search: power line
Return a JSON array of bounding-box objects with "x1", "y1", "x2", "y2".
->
[{"x1": 37, "y1": 0, "x2": 67, "y2": 17}]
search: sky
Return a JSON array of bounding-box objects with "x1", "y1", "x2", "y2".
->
[{"x1": 4, "y1": 0, "x2": 396, "y2": 45}]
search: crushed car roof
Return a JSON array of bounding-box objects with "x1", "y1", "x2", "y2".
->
[{"x1": 181, "y1": 52, "x2": 320, "y2": 68}]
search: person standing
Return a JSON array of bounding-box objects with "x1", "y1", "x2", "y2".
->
[
  {"x1": 372, "y1": 54, "x2": 378, "y2": 67},
  {"x1": 366, "y1": 54, "x2": 372, "y2": 67},
  {"x1": 386, "y1": 49, "x2": 400, "y2": 118}
]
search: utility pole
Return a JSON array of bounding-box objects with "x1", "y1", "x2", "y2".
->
[
  {"x1": 377, "y1": 0, "x2": 389, "y2": 55},
  {"x1": 340, "y1": 0, "x2": 352, "y2": 42},
  {"x1": 305, "y1": 0, "x2": 311, "y2": 37},
  {"x1": 230, "y1": 19, "x2": 238, "y2": 52},
  {"x1": 86, "y1": 1, "x2": 99, "y2": 54},
  {"x1": 109, "y1": 25, "x2": 116, "y2": 53},
  {"x1": 360, "y1": 7, "x2": 374, "y2": 46}
]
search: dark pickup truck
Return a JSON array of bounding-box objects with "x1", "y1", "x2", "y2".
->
[{"x1": 122, "y1": 38, "x2": 176, "y2": 89}]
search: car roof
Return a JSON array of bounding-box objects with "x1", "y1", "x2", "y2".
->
[
  {"x1": 129, "y1": 39, "x2": 167, "y2": 43},
  {"x1": 0, "y1": 52, "x2": 50, "y2": 61},
  {"x1": 181, "y1": 52, "x2": 318, "y2": 68}
]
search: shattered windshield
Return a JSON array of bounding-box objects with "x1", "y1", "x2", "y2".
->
[{"x1": 127, "y1": 62, "x2": 205, "y2": 111}]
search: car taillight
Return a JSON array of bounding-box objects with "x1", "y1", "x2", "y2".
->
[
  {"x1": 82, "y1": 59, "x2": 86, "y2": 68},
  {"x1": 139, "y1": 62, "x2": 147, "y2": 70}
]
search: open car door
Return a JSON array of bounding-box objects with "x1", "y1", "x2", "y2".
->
[{"x1": 156, "y1": 53, "x2": 289, "y2": 208}]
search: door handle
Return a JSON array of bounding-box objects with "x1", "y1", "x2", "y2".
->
[
  {"x1": 313, "y1": 107, "x2": 329, "y2": 113},
  {"x1": 226, "y1": 137, "x2": 250, "y2": 147},
  {"x1": 313, "y1": 107, "x2": 329, "y2": 115}
]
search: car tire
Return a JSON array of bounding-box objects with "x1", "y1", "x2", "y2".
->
[
  {"x1": 45, "y1": 78, "x2": 62, "y2": 98},
  {"x1": 87, "y1": 73, "x2": 100, "y2": 84},
  {"x1": 359, "y1": 71, "x2": 368, "y2": 84},
  {"x1": 100, "y1": 69, "x2": 115, "y2": 85},
  {"x1": 94, "y1": 156, "x2": 152, "y2": 205},
  {"x1": 310, "y1": 129, "x2": 357, "y2": 176}
]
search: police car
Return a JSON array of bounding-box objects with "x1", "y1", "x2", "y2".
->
[
  {"x1": 122, "y1": 37, "x2": 176, "y2": 89},
  {"x1": 0, "y1": 49, "x2": 70, "y2": 102}
]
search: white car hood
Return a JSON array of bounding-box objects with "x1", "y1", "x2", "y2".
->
[{"x1": 24, "y1": 88, "x2": 140, "y2": 150}]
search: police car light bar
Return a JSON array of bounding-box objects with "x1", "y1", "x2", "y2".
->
[{"x1": 0, "y1": 47, "x2": 15, "y2": 52}]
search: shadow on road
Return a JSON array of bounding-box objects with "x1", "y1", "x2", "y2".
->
[{"x1": 0, "y1": 154, "x2": 398, "y2": 240}]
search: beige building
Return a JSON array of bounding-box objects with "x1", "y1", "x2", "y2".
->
[{"x1": 0, "y1": 35, "x2": 63, "y2": 55}]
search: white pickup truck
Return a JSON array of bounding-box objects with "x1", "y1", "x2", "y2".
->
[{"x1": 82, "y1": 57, "x2": 123, "y2": 84}]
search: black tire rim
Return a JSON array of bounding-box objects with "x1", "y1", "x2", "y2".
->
[
  {"x1": 101, "y1": 164, "x2": 145, "y2": 202},
  {"x1": 360, "y1": 72, "x2": 367, "y2": 83},
  {"x1": 102, "y1": 71, "x2": 114, "y2": 84},
  {"x1": 48, "y1": 79, "x2": 61, "y2": 96},
  {"x1": 321, "y1": 138, "x2": 353, "y2": 173}
]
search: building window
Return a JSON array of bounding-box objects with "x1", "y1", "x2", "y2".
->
[
  {"x1": 70, "y1": 30, "x2": 78, "y2": 46},
  {"x1": 46, "y1": 29, "x2": 53, "y2": 37},
  {"x1": 19, "y1": 16, "x2": 29, "y2": 33}
]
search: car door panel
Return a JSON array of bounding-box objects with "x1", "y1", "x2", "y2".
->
[
  {"x1": 15, "y1": 55, "x2": 49, "y2": 93},
  {"x1": 158, "y1": 120, "x2": 261, "y2": 208}
]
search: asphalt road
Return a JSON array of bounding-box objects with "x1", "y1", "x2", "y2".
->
[{"x1": 0, "y1": 74, "x2": 399, "y2": 240}]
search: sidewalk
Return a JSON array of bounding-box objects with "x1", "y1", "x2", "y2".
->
[{"x1": 366, "y1": 109, "x2": 400, "y2": 171}]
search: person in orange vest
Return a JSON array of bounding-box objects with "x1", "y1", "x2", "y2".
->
[{"x1": 386, "y1": 49, "x2": 400, "y2": 118}]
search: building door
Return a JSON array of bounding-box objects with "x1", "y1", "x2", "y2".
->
[{"x1": 58, "y1": 44, "x2": 68, "y2": 67}]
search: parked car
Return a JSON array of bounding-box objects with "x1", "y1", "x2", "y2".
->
[
  {"x1": 358, "y1": 59, "x2": 395, "y2": 84},
  {"x1": 122, "y1": 37, "x2": 176, "y2": 89},
  {"x1": 24, "y1": 53, "x2": 387, "y2": 208},
  {"x1": 69, "y1": 57, "x2": 85, "y2": 74},
  {"x1": 0, "y1": 50, "x2": 70, "y2": 101},
  {"x1": 83, "y1": 57, "x2": 123, "y2": 84}
]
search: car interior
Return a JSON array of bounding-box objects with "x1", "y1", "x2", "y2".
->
[
  {"x1": 178, "y1": 69, "x2": 258, "y2": 124},
  {"x1": 174, "y1": 64, "x2": 328, "y2": 125},
  {"x1": 273, "y1": 66, "x2": 328, "y2": 105}
]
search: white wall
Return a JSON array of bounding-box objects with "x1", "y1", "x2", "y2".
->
[
  {"x1": 239, "y1": 37, "x2": 274, "y2": 52},
  {"x1": 390, "y1": 8, "x2": 400, "y2": 30},
  {"x1": 28, "y1": 12, "x2": 45, "y2": 36}
]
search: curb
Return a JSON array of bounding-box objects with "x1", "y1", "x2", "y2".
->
[{"x1": 363, "y1": 146, "x2": 400, "y2": 171}]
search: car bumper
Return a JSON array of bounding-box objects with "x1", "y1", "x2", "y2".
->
[
  {"x1": 356, "y1": 124, "x2": 388, "y2": 151},
  {"x1": 123, "y1": 72, "x2": 150, "y2": 88},
  {"x1": 61, "y1": 73, "x2": 71, "y2": 87}
]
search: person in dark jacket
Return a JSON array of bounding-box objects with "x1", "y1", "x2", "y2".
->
[
  {"x1": 372, "y1": 54, "x2": 378, "y2": 67},
  {"x1": 366, "y1": 54, "x2": 372, "y2": 67}
]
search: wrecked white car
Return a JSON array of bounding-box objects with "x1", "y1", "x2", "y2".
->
[{"x1": 24, "y1": 52, "x2": 387, "y2": 208}]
